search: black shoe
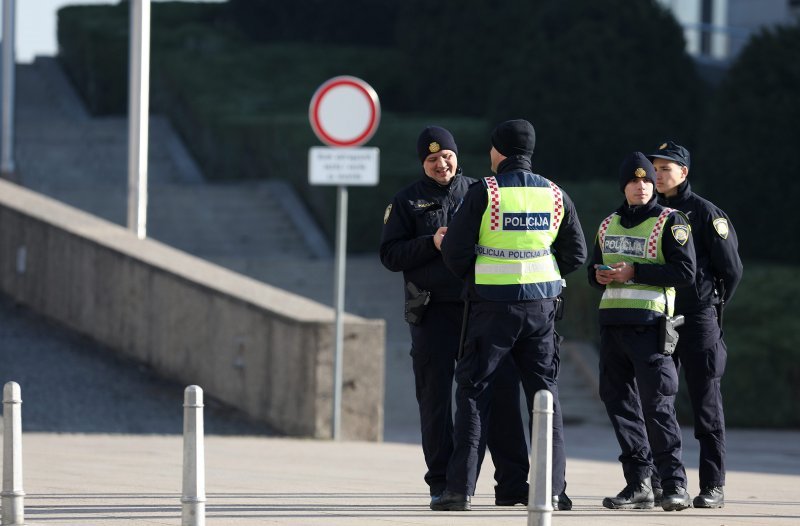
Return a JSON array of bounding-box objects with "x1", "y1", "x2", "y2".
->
[
  {"x1": 653, "y1": 487, "x2": 663, "y2": 506},
  {"x1": 429, "y1": 493, "x2": 443, "y2": 507},
  {"x1": 553, "y1": 492, "x2": 573, "y2": 511},
  {"x1": 602, "y1": 477, "x2": 654, "y2": 509},
  {"x1": 430, "y1": 490, "x2": 471, "y2": 511},
  {"x1": 495, "y1": 494, "x2": 527, "y2": 506},
  {"x1": 661, "y1": 486, "x2": 691, "y2": 511},
  {"x1": 693, "y1": 486, "x2": 724, "y2": 508}
]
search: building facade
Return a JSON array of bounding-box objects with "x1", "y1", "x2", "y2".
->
[{"x1": 657, "y1": 0, "x2": 800, "y2": 61}]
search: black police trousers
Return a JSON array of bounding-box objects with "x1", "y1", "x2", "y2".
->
[
  {"x1": 410, "y1": 301, "x2": 529, "y2": 498},
  {"x1": 657, "y1": 306, "x2": 727, "y2": 490},
  {"x1": 599, "y1": 324, "x2": 688, "y2": 490},
  {"x1": 445, "y1": 299, "x2": 566, "y2": 497},
  {"x1": 675, "y1": 306, "x2": 727, "y2": 488}
]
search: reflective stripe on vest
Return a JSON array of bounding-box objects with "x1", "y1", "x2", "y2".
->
[
  {"x1": 598, "y1": 209, "x2": 676, "y2": 316},
  {"x1": 475, "y1": 172, "x2": 563, "y2": 301}
]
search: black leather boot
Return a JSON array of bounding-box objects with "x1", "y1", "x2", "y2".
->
[
  {"x1": 602, "y1": 477, "x2": 654, "y2": 509},
  {"x1": 553, "y1": 491, "x2": 573, "y2": 510},
  {"x1": 661, "y1": 486, "x2": 691, "y2": 511},
  {"x1": 430, "y1": 490, "x2": 471, "y2": 511},
  {"x1": 693, "y1": 486, "x2": 724, "y2": 508}
]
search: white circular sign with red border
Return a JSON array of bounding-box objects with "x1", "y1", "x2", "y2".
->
[{"x1": 309, "y1": 76, "x2": 380, "y2": 148}]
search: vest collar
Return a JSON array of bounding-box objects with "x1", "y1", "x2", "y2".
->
[{"x1": 617, "y1": 195, "x2": 658, "y2": 226}]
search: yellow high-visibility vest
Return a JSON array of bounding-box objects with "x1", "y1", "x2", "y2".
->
[
  {"x1": 475, "y1": 172, "x2": 564, "y2": 301},
  {"x1": 597, "y1": 208, "x2": 676, "y2": 316}
]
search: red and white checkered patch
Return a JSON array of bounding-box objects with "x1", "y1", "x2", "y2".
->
[
  {"x1": 485, "y1": 176, "x2": 501, "y2": 230},
  {"x1": 549, "y1": 181, "x2": 564, "y2": 230},
  {"x1": 598, "y1": 213, "x2": 616, "y2": 248},
  {"x1": 647, "y1": 208, "x2": 674, "y2": 259}
]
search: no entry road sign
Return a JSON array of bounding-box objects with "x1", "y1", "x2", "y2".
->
[{"x1": 308, "y1": 76, "x2": 380, "y2": 148}]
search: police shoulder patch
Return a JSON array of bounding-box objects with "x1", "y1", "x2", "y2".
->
[
  {"x1": 712, "y1": 217, "x2": 729, "y2": 239},
  {"x1": 671, "y1": 224, "x2": 689, "y2": 245},
  {"x1": 383, "y1": 204, "x2": 392, "y2": 224}
]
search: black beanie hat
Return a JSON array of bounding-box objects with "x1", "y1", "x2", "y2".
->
[
  {"x1": 491, "y1": 119, "x2": 536, "y2": 158},
  {"x1": 618, "y1": 152, "x2": 656, "y2": 193},
  {"x1": 417, "y1": 126, "x2": 458, "y2": 162}
]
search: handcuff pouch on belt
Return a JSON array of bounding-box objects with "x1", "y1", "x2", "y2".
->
[
  {"x1": 405, "y1": 282, "x2": 431, "y2": 326},
  {"x1": 658, "y1": 314, "x2": 685, "y2": 356}
]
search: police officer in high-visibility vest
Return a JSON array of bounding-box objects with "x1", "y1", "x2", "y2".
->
[
  {"x1": 433, "y1": 119, "x2": 587, "y2": 511},
  {"x1": 649, "y1": 140, "x2": 743, "y2": 509},
  {"x1": 588, "y1": 152, "x2": 696, "y2": 512}
]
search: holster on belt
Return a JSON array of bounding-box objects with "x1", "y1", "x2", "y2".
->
[
  {"x1": 404, "y1": 282, "x2": 431, "y2": 326},
  {"x1": 658, "y1": 314, "x2": 685, "y2": 356}
]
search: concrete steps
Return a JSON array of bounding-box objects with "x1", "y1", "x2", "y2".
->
[{"x1": 14, "y1": 57, "x2": 324, "y2": 267}]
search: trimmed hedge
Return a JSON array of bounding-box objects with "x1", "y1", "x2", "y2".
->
[
  {"x1": 695, "y1": 24, "x2": 800, "y2": 263},
  {"x1": 227, "y1": 0, "x2": 400, "y2": 47},
  {"x1": 396, "y1": 0, "x2": 705, "y2": 177},
  {"x1": 56, "y1": 3, "x2": 490, "y2": 251}
]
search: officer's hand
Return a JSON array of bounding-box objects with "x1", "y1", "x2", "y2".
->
[
  {"x1": 594, "y1": 266, "x2": 615, "y2": 285},
  {"x1": 433, "y1": 227, "x2": 447, "y2": 251},
  {"x1": 609, "y1": 261, "x2": 634, "y2": 283}
]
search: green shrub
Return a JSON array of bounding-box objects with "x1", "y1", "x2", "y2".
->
[
  {"x1": 396, "y1": 0, "x2": 705, "y2": 180},
  {"x1": 695, "y1": 23, "x2": 800, "y2": 264},
  {"x1": 227, "y1": 0, "x2": 400, "y2": 47},
  {"x1": 716, "y1": 263, "x2": 800, "y2": 427},
  {"x1": 57, "y1": 3, "x2": 129, "y2": 114}
]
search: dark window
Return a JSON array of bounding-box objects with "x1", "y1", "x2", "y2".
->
[{"x1": 701, "y1": 0, "x2": 713, "y2": 56}]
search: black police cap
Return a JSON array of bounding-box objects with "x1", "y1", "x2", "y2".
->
[{"x1": 648, "y1": 140, "x2": 690, "y2": 169}]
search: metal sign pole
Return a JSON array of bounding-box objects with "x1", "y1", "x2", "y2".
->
[
  {"x1": 308, "y1": 76, "x2": 380, "y2": 441},
  {"x1": 332, "y1": 184, "x2": 348, "y2": 440},
  {"x1": 1, "y1": 0, "x2": 16, "y2": 179},
  {"x1": 127, "y1": 0, "x2": 151, "y2": 239}
]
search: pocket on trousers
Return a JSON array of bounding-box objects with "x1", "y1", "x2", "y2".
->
[
  {"x1": 706, "y1": 339, "x2": 727, "y2": 379},
  {"x1": 598, "y1": 361, "x2": 616, "y2": 402},
  {"x1": 650, "y1": 354, "x2": 679, "y2": 397}
]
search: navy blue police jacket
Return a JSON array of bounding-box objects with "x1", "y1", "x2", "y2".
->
[
  {"x1": 380, "y1": 167, "x2": 472, "y2": 303},
  {"x1": 658, "y1": 181, "x2": 743, "y2": 314},
  {"x1": 587, "y1": 196, "x2": 697, "y2": 325},
  {"x1": 440, "y1": 156, "x2": 587, "y2": 302}
]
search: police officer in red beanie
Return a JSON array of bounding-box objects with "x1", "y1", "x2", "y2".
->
[
  {"x1": 434, "y1": 119, "x2": 586, "y2": 511},
  {"x1": 589, "y1": 152, "x2": 696, "y2": 511},
  {"x1": 380, "y1": 125, "x2": 531, "y2": 508},
  {"x1": 649, "y1": 140, "x2": 743, "y2": 509}
]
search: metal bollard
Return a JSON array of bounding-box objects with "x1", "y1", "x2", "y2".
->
[
  {"x1": 2, "y1": 381, "x2": 25, "y2": 525},
  {"x1": 181, "y1": 385, "x2": 206, "y2": 526},
  {"x1": 527, "y1": 389, "x2": 553, "y2": 526}
]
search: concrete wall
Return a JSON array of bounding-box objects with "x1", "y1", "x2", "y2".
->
[{"x1": 0, "y1": 179, "x2": 385, "y2": 440}]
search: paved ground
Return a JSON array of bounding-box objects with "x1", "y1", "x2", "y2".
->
[
  {"x1": 9, "y1": 431, "x2": 800, "y2": 525},
  {"x1": 2, "y1": 58, "x2": 799, "y2": 524}
]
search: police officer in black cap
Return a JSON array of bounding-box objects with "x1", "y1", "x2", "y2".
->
[
  {"x1": 588, "y1": 152, "x2": 696, "y2": 511},
  {"x1": 649, "y1": 140, "x2": 743, "y2": 508},
  {"x1": 432, "y1": 119, "x2": 586, "y2": 511},
  {"x1": 380, "y1": 125, "x2": 531, "y2": 508}
]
